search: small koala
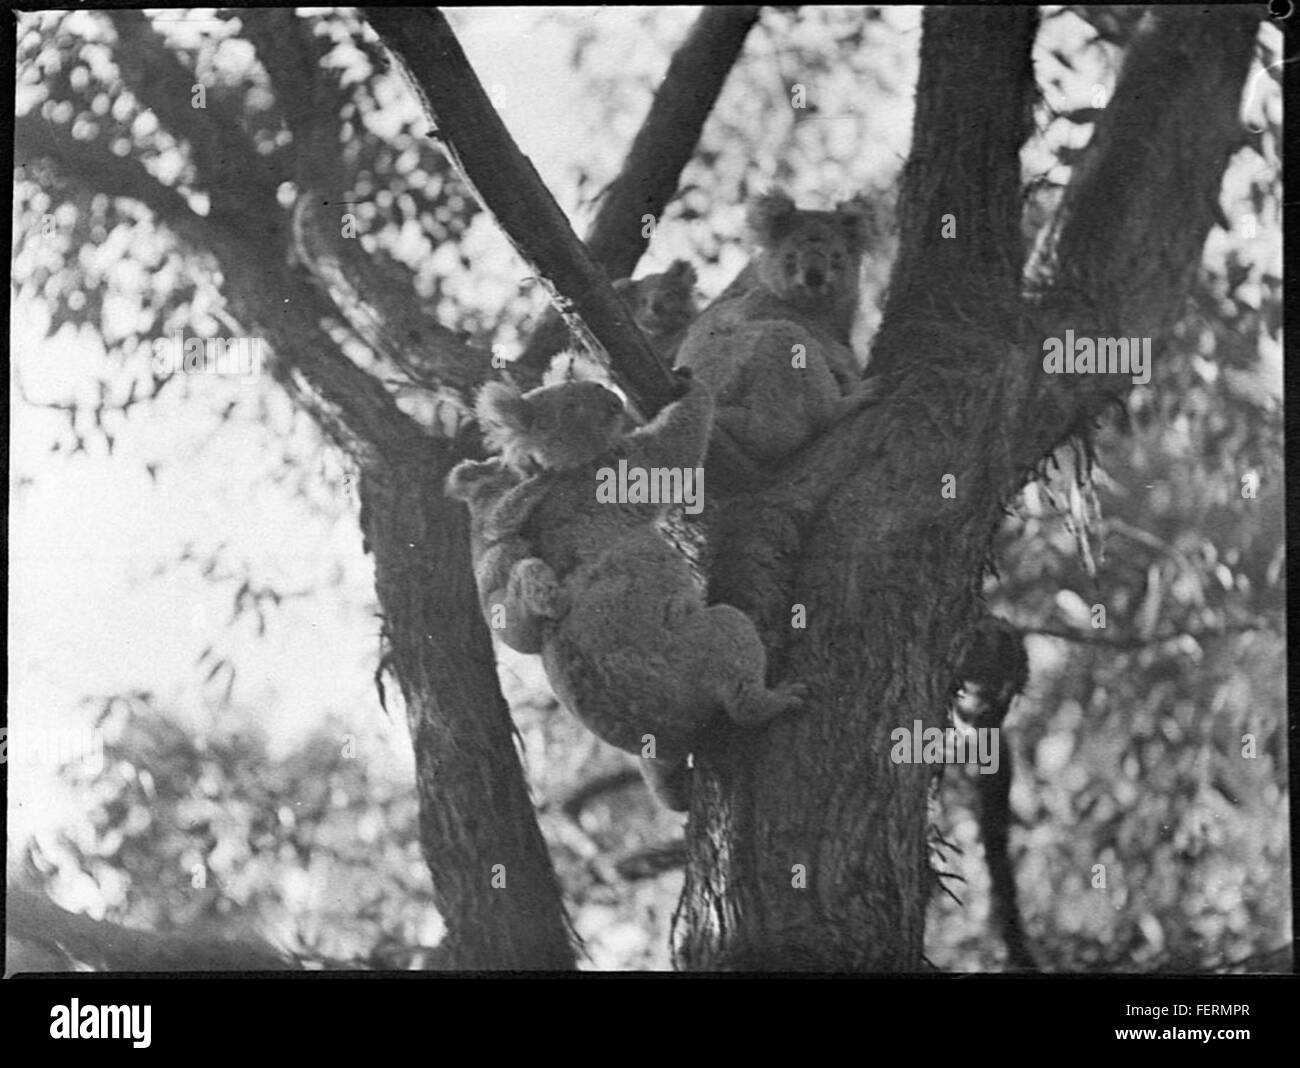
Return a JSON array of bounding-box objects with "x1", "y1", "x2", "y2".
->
[
  {"x1": 446, "y1": 371, "x2": 805, "y2": 808},
  {"x1": 445, "y1": 455, "x2": 562, "y2": 656},
  {"x1": 612, "y1": 259, "x2": 699, "y2": 363},
  {"x1": 675, "y1": 191, "x2": 881, "y2": 467}
]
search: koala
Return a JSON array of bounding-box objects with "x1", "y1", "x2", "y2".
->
[
  {"x1": 446, "y1": 372, "x2": 805, "y2": 809},
  {"x1": 675, "y1": 191, "x2": 881, "y2": 467},
  {"x1": 612, "y1": 259, "x2": 699, "y2": 363},
  {"x1": 445, "y1": 455, "x2": 563, "y2": 656}
]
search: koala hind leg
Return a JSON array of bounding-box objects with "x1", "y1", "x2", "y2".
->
[{"x1": 695, "y1": 604, "x2": 807, "y2": 725}]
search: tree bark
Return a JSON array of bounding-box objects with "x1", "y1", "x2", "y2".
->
[
  {"x1": 677, "y1": 4, "x2": 1256, "y2": 970},
  {"x1": 359, "y1": 451, "x2": 575, "y2": 968},
  {"x1": 17, "y1": 9, "x2": 578, "y2": 969}
]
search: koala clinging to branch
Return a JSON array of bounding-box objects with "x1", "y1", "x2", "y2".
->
[
  {"x1": 544, "y1": 261, "x2": 699, "y2": 394},
  {"x1": 675, "y1": 191, "x2": 882, "y2": 467},
  {"x1": 612, "y1": 259, "x2": 699, "y2": 363},
  {"x1": 446, "y1": 368, "x2": 805, "y2": 809}
]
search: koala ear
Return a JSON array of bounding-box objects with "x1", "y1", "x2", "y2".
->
[
  {"x1": 475, "y1": 380, "x2": 533, "y2": 455},
  {"x1": 444, "y1": 459, "x2": 499, "y2": 500},
  {"x1": 665, "y1": 260, "x2": 698, "y2": 289},
  {"x1": 748, "y1": 191, "x2": 797, "y2": 246}
]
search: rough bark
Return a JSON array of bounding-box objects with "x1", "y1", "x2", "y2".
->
[
  {"x1": 677, "y1": 4, "x2": 1256, "y2": 970},
  {"x1": 359, "y1": 452, "x2": 574, "y2": 969}
]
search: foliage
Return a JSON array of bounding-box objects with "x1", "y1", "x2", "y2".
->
[
  {"x1": 11, "y1": 8, "x2": 1286, "y2": 970},
  {"x1": 23, "y1": 693, "x2": 440, "y2": 969}
]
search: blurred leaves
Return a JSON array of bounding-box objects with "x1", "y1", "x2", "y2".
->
[{"x1": 24, "y1": 693, "x2": 440, "y2": 969}]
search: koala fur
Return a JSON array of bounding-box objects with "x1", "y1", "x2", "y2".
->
[
  {"x1": 675, "y1": 191, "x2": 881, "y2": 466},
  {"x1": 612, "y1": 259, "x2": 699, "y2": 363},
  {"x1": 446, "y1": 373, "x2": 805, "y2": 808},
  {"x1": 445, "y1": 456, "x2": 561, "y2": 656}
]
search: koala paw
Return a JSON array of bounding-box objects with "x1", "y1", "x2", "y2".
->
[
  {"x1": 728, "y1": 678, "x2": 808, "y2": 727},
  {"x1": 773, "y1": 680, "x2": 809, "y2": 712},
  {"x1": 512, "y1": 558, "x2": 568, "y2": 619}
]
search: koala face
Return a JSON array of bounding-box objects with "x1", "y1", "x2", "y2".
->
[
  {"x1": 615, "y1": 261, "x2": 698, "y2": 339},
  {"x1": 748, "y1": 192, "x2": 870, "y2": 311},
  {"x1": 526, "y1": 380, "x2": 627, "y2": 468},
  {"x1": 476, "y1": 379, "x2": 628, "y2": 473}
]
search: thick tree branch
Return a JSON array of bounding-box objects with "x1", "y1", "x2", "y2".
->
[
  {"x1": 363, "y1": 7, "x2": 677, "y2": 415},
  {"x1": 16, "y1": 112, "x2": 215, "y2": 252},
  {"x1": 107, "y1": 10, "x2": 282, "y2": 224},
  {"x1": 871, "y1": 6, "x2": 1039, "y2": 378},
  {"x1": 680, "y1": 6, "x2": 1044, "y2": 971},
  {"x1": 239, "y1": 12, "x2": 492, "y2": 397},
  {"x1": 16, "y1": 111, "x2": 425, "y2": 461},
  {"x1": 1019, "y1": 5, "x2": 1260, "y2": 462},
  {"x1": 516, "y1": 5, "x2": 762, "y2": 375},
  {"x1": 360, "y1": 455, "x2": 578, "y2": 969},
  {"x1": 290, "y1": 196, "x2": 493, "y2": 395}
]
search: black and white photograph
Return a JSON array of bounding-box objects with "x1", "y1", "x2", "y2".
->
[{"x1": 5, "y1": 1, "x2": 1290, "y2": 1005}]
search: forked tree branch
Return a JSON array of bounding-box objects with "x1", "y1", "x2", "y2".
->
[
  {"x1": 17, "y1": 113, "x2": 426, "y2": 462},
  {"x1": 516, "y1": 5, "x2": 762, "y2": 375},
  {"x1": 364, "y1": 7, "x2": 677, "y2": 415}
]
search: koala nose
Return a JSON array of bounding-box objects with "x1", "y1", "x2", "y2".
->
[{"x1": 804, "y1": 264, "x2": 826, "y2": 289}]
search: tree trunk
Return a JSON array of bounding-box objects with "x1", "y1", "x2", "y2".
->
[
  {"x1": 360, "y1": 450, "x2": 575, "y2": 969},
  {"x1": 676, "y1": 4, "x2": 1258, "y2": 970}
]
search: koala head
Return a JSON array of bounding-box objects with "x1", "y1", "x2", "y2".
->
[
  {"x1": 613, "y1": 260, "x2": 699, "y2": 339},
  {"x1": 747, "y1": 191, "x2": 874, "y2": 313},
  {"x1": 475, "y1": 379, "x2": 628, "y2": 474}
]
